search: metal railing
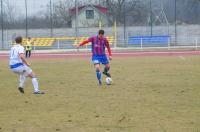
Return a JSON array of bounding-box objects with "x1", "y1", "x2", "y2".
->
[{"x1": 1, "y1": 37, "x2": 199, "y2": 51}]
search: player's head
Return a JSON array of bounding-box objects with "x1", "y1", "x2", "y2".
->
[
  {"x1": 98, "y1": 29, "x2": 104, "y2": 39},
  {"x1": 28, "y1": 37, "x2": 31, "y2": 40},
  {"x1": 15, "y1": 36, "x2": 22, "y2": 44}
]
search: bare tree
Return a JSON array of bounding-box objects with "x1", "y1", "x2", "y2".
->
[
  {"x1": 164, "y1": 0, "x2": 200, "y2": 24},
  {"x1": 105, "y1": 0, "x2": 147, "y2": 25},
  {"x1": 2, "y1": 0, "x2": 20, "y2": 28},
  {"x1": 105, "y1": 0, "x2": 125, "y2": 25},
  {"x1": 52, "y1": 0, "x2": 75, "y2": 27}
]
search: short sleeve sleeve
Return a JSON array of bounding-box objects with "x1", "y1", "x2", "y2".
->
[
  {"x1": 19, "y1": 46, "x2": 25, "y2": 54},
  {"x1": 88, "y1": 37, "x2": 93, "y2": 42}
]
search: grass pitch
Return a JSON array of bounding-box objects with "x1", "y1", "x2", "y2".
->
[{"x1": 0, "y1": 56, "x2": 200, "y2": 132}]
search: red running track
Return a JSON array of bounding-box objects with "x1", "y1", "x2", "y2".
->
[{"x1": 1, "y1": 50, "x2": 200, "y2": 59}]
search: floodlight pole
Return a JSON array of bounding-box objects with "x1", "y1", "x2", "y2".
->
[
  {"x1": 1, "y1": 0, "x2": 4, "y2": 49},
  {"x1": 50, "y1": 0, "x2": 53, "y2": 37},
  {"x1": 25, "y1": 0, "x2": 28, "y2": 37},
  {"x1": 123, "y1": 1, "x2": 126, "y2": 47},
  {"x1": 75, "y1": 0, "x2": 78, "y2": 39},
  {"x1": 150, "y1": 0, "x2": 153, "y2": 36},
  {"x1": 175, "y1": 0, "x2": 177, "y2": 45}
]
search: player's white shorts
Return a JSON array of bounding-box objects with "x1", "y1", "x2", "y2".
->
[{"x1": 11, "y1": 64, "x2": 32, "y2": 76}]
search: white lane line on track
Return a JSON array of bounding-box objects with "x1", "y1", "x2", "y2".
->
[
  {"x1": 18, "y1": 51, "x2": 200, "y2": 56},
  {"x1": 0, "y1": 51, "x2": 200, "y2": 57}
]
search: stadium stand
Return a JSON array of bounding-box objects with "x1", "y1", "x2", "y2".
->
[
  {"x1": 73, "y1": 36, "x2": 90, "y2": 46},
  {"x1": 14, "y1": 36, "x2": 114, "y2": 49},
  {"x1": 107, "y1": 36, "x2": 114, "y2": 44},
  {"x1": 22, "y1": 38, "x2": 55, "y2": 47},
  {"x1": 73, "y1": 36, "x2": 114, "y2": 46}
]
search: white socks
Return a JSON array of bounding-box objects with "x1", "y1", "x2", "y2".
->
[
  {"x1": 19, "y1": 75, "x2": 40, "y2": 93},
  {"x1": 19, "y1": 75, "x2": 26, "y2": 88},
  {"x1": 32, "y1": 78, "x2": 39, "y2": 92}
]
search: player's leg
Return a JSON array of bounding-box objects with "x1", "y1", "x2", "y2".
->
[
  {"x1": 28, "y1": 50, "x2": 30, "y2": 58},
  {"x1": 102, "y1": 55, "x2": 111, "y2": 77},
  {"x1": 24, "y1": 66, "x2": 44, "y2": 94},
  {"x1": 28, "y1": 72, "x2": 39, "y2": 93},
  {"x1": 29, "y1": 50, "x2": 31, "y2": 58},
  {"x1": 26, "y1": 50, "x2": 28, "y2": 58},
  {"x1": 11, "y1": 67, "x2": 26, "y2": 93},
  {"x1": 27, "y1": 72, "x2": 44, "y2": 94},
  {"x1": 95, "y1": 64, "x2": 102, "y2": 85},
  {"x1": 27, "y1": 50, "x2": 29, "y2": 58},
  {"x1": 92, "y1": 56, "x2": 102, "y2": 85},
  {"x1": 18, "y1": 74, "x2": 26, "y2": 93},
  {"x1": 103, "y1": 63, "x2": 111, "y2": 77}
]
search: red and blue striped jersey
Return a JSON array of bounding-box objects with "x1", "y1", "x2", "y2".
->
[{"x1": 79, "y1": 36, "x2": 112, "y2": 56}]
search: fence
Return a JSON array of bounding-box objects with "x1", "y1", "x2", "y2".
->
[{"x1": 2, "y1": 36, "x2": 200, "y2": 51}]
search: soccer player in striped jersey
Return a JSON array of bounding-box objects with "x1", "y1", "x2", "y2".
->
[{"x1": 77, "y1": 30, "x2": 112, "y2": 85}]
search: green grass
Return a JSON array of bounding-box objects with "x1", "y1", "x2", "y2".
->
[{"x1": 1, "y1": 56, "x2": 200, "y2": 132}]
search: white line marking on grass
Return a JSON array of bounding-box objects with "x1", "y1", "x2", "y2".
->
[{"x1": 178, "y1": 56, "x2": 186, "y2": 60}]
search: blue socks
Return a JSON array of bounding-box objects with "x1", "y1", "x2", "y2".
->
[
  {"x1": 96, "y1": 69, "x2": 101, "y2": 81},
  {"x1": 96, "y1": 67, "x2": 110, "y2": 82}
]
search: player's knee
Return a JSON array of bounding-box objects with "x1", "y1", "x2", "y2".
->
[
  {"x1": 96, "y1": 68, "x2": 100, "y2": 72},
  {"x1": 32, "y1": 73, "x2": 37, "y2": 78},
  {"x1": 95, "y1": 64, "x2": 100, "y2": 69},
  {"x1": 29, "y1": 72, "x2": 37, "y2": 78},
  {"x1": 95, "y1": 65, "x2": 100, "y2": 72},
  {"x1": 106, "y1": 64, "x2": 110, "y2": 69},
  {"x1": 32, "y1": 74, "x2": 37, "y2": 78}
]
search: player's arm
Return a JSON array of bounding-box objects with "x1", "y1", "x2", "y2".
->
[
  {"x1": 76, "y1": 38, "x2": 93, "y2": 48},
  {"x1": 19, "y1": 53, "x2": 30, "y2": 66},
  {"x1": 106, "y1": 39, "x2": 112, "y2": 60},
  {"x1": 19, "y1": 47, "x2": 30, "y2": 66}
]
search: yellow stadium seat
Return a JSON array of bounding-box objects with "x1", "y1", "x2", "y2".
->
[{"x1": 18, "y1": 36, "x2": 114, "y2": 47}]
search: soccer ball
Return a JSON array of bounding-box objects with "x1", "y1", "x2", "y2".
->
[{"x1": 106, "y1": 77, "x2": 112, "y2": 85}]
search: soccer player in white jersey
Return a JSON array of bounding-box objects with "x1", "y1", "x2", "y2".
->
[{"x1": 9, "y1": 36, "x2": 44, "y2": 94}]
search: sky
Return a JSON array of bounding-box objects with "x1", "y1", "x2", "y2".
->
[
  {"x1": 5, "y1": 0, "x2": 57, "y2": 15},
  {"x1": 4, "y1": 0, "x2": 99, "y2": 16}
]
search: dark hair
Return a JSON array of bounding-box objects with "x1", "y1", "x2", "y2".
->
[
  {"x1": 28, "y1": 37, "x2": 31, "y2": 39},
  {"x1": 98, "y1": 30, "x2": 104, "y2": 35},
  {"x1": 15, "y1": 36, "x2": 22, "y2": 43}
]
